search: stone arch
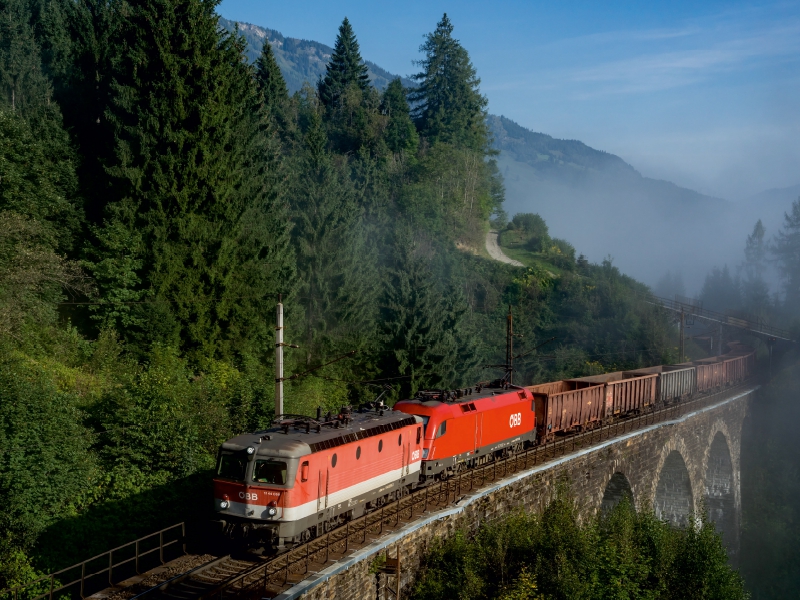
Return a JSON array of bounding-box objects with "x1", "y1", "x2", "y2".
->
[
  {"x1": 705, "y1": 431, "x2": 737, "y2": 556},
  {"x1": 654, "y1": 450, "x2": 693, "y2": 526},
  {"x1": 600, "y1": 472, "x2": 634, "y2": 514}
]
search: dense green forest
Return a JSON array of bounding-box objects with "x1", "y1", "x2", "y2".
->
[{"x1": 0, "y1": 0, "x2": 744, "y2": 589}]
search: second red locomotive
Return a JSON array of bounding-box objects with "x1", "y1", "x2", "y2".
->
[{"x1": 393, "y1": 383, "x2": 536, "y2": 480}]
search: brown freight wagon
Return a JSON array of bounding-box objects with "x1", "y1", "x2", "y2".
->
[
  {"x1": 525, "y1": 381, "x2": 604, "y2": 443},
  {"x1": 567, "y1": 372, "x2": 658, "y2": 419},
  {"x1": 721, "y1": 350, "x2": 755, "y2": 385},
  {"x1": 622, "y1": 365, "x2": 695, "y2": 405},
  {"x1": 693, "y1": 358, "x2": 724, "y2": 392}
]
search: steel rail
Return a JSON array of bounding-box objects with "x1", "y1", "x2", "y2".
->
[
  {"x1": 8, "y1": 378, "x2": 755, "y2": 600},
  {"x1": 128, "y1": 555, "x2": 265, "y2": 600},
  {"x1": 195, "y1": 379, "x2": 756, "y2": 600}
]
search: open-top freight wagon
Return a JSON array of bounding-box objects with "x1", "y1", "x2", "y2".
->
[
  {"x1": 622, "y1": 364, "x2": 696, "y2": 404},
  {"x1": 525, "y1": 380, "x2": 604, "y2": 442}
]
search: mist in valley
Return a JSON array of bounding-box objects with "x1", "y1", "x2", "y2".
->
[{"x1": 493, "y1": 114, "x2": 800, "y2": 301}]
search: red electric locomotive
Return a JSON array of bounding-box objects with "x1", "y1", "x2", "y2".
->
[
  {"x1": 212, "y1": 406, "x2": 423, "y2": 548},
  {"x1": 393, "y1": 382, "x2": 536, "y2": 480}
]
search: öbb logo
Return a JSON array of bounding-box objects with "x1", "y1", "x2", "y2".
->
[{"x1": 509, "y1": 413, "x2": 522, "y2": 428}]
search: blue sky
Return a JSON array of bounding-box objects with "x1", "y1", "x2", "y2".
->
[{"x1": 217, "y1": 0, "x2": 800, "y2": 200}]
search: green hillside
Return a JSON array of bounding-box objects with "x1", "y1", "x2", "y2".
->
[{"x1": 489, "y1": 115, "x2": 637, "y2": 180}]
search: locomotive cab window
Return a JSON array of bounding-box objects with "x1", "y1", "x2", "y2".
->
[
  {"x1": 252, "y1": 459, "x2": 287, "y2": 485},
  {"x1": 300, "y1": 461, "x2": 309, "y2": 482},
  {"x1": 217, "y1": 452, "x2": 247, "y2": 481},
  {"x1": 436, "y1": 421, "x2": 447, "y2": 438},
  {"x1": 416, "y1": 426, "x2": 421, "y2": 444},
  {"x1": 420, "y1": 416, "x2": 430, "y2": 437}
]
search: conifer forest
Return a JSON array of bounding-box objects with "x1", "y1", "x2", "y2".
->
[{"x1": 3, "y1": 0, "x2": 798, "y2": 597}]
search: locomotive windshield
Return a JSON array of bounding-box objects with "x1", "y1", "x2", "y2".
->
[
  {"x1": 253, "y1": 459, "x2": 288, "y2": 485},
  {"x1": 217, "y1": 451, "x2": 247, "y2": 480},
  {"x1": 419, "y1": 415, "x2": 430, "y2": 436}
]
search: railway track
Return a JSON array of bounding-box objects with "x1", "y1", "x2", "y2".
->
[
  {"x1": 145, "y1": 382, "x2": 755, "y2": 600},
  {"x1": 129, "y1": 554, "x2": 266, "y2": 600},
  {"x1": 4, "y1": 382, "x2": 755, "y2": 600}
]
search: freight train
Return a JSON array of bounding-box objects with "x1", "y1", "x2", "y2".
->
[{"x1": 212, "y1": 346, "x2": 754, "y2": 547}]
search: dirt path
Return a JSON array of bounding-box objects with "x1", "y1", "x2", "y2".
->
[{"x1": 486, "y1": 230, "x2": 524, "y2": 267}]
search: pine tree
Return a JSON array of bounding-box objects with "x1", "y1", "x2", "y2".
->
[
  {"x1": 0, "y1": 0, "x2": 50, "y2": 114},
  {"x1": 88, "y1": 0, "x2": 293, "y2": 361},
  {"x1": 255, "y1": 38, "x2": 287, "y2": 112},
  {"x1": 288, "y1": 98, "x2": 379, "y2": 374},
  {"x1": 0, "y1": 0, "x2": 81, "y2": 252},
  {"x1": 380, "y1": 230, "x2": 477, "y2": 398},
  {"x1": 740, "y1": 220, "x2": 770, "y2": 313},
  {"x1": 700, "y1": 265, "x2": 741, "y2": 313},
  {"x1": 41, "y1": 0, "x2": 121, "y2": 226},
  {"x1": 317, "y1": 17, "x2": 370, "y2": 109},
  {"x1": 410, "y1": 14, "x2": 489, "y2": 152},
  {"x1": 774, "y1": 197, "x2": 800, "y2": 313},
  {"x1": 381, "y1": 78, "x2": 418, "y2": 156}
]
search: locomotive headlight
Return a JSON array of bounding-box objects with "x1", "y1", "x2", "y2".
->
[
  {"x1": 422, "y1": 449, "x2": 429, "y2": 459},
  {"x1": 246, "y1": 446, "x2": 255, "y2": 455},
  {"x1": 219, "y1": 500, "x2": 229, "y2": 509},
  {"x1": 267, "y1": 501, "x2": 278, "y2": 517}
]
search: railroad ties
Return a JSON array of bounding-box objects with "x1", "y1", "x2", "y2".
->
[{"x1": 8, "y1": 382, "x2": 749, "y2": 600}]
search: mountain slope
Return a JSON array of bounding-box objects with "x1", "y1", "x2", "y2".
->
[
  {"x1": 490, "y1": 116, "x2": 798, "y2": 291},
  {"x1": 219, "y1": 18, "x2": 413, "y2": 93},
  {"x1": 218, "y1": 16, "x2": 797, "y2": 292}
]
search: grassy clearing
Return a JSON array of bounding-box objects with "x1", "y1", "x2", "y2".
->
[{"x1": 497, "y1": 231, "x2": 565, "y2": 275}]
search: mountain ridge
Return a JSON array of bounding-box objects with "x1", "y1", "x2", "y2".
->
[
  {"x1": 218, "y1": 14, "x2": 797, "y2": 291},
  {"x1": 219, "y1": 17, "x2": 414, "y2": 93}
]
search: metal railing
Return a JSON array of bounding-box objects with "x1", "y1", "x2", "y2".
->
[
  {"x1": 193, "y1": 381, "x2": 756, "y2": 600},
  {"x1": 1, "y1": 523, "x2": 186, "y2": 600},
  {"x1": 11, "y1": 375, "x2": 757, "y2": 600}
]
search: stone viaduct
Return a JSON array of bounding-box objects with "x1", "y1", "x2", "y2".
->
[{"x1": 275, "y1": 386, "x2": 755, "y2": 600}]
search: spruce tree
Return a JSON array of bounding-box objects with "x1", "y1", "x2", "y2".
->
[
  {"x1": 774, "y1": 197, "x2": 800, "y2": 313},
  {"x1": 255, "y1": 38, "x2": 288, "y2": 112},
  {"x1": 380, "y1": 230, "x2": 477, "y2": 398},
  {"x1": 88, "y1": 0, "x2": 293, "y2": 361},
  {"x1": 289, "y1": 100, "x2": 379, "y2": 372},
  {"x1": 740, "y1": 220, "x2": 770, "y2": 313},
  {"x1": 317, "y1": 17, "x2": 370, "y2": 109},
  {"x1": 0, "y1": 0, "x2": 81, "y2": 252},
  {"x1": 410, "y1": 14, "x2": 489, "y2": 152},
  {"x1": 381, "y1": 78, "x2": 418, "y2": 156}
]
